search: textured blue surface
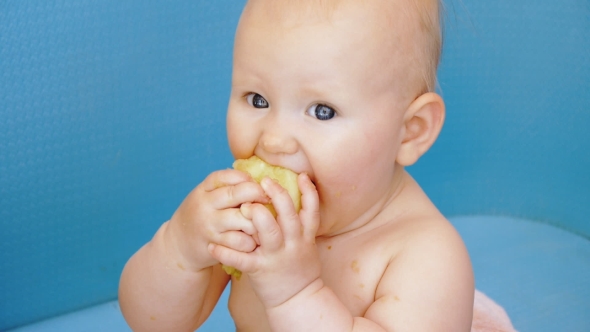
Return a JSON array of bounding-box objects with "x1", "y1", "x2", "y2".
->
[{"x1": 0, "y1": 0, "x2": 589, "y2": 330}]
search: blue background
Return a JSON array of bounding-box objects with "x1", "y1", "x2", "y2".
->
[{"x1": 1, "y1": 0, "x2": 588, "y2": 330}]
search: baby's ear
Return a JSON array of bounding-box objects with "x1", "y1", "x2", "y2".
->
[{"x1": 396, "y1": 92, "x2": 445, "y2": 166}]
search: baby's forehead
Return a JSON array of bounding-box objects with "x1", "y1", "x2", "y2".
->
[{"x1": 242, "y1": 0, "x2": 438, "y2": 52}]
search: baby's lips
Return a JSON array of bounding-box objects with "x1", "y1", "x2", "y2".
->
[{"x1": 251, "y1": 153, "x2": 306, "y2": 174}]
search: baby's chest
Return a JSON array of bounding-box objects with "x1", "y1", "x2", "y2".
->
[
  {"x1": 319, "y1": 245, "x2": 388, "y2": 314},
  {"x1": 228, "y1": 247, "x2": 390, "y2": 330}
]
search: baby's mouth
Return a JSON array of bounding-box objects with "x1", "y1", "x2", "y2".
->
[{"x1": 251, "y1": 154, "x2": 316, "y2": 186}]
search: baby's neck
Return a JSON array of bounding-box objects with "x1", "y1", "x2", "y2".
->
[{"x1": 317, "y1": 167, "x2": 411, "y2": 240}]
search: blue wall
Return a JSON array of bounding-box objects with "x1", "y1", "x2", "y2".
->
[
  {"x1": 0, "y1": 0, "x2": 588, "y2": 330},
  {"x1": 0, "y1": 1, "x2": 246, "y2": 329},
  {"x1": 413, "y1": 0, "x2": 590, "y2": 236}
]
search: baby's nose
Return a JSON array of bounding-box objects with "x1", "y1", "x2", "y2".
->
[{"x1": 259, "y1": 126, "x2": 298, "y2": 155}]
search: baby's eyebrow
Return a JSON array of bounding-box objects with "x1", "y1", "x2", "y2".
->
[{"x1": 230, "y1": 80, "x2": 265, "y2": 95}]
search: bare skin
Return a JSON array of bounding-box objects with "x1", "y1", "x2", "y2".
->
[
  {"x1": 119, "y1": 0, "x2": 474, "y2": 331},
  {"x1": 226, "y1": 171, "x2": 474, "y2": 331}
]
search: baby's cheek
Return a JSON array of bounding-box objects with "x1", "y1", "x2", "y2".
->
[
  {"x1": 227, "y1": 120, "x2": 255, "y2": 158},
  {"x1": 317, "y1": 155, "x2": 383, "y2": 211},
  {"x1": 316, "y1": 170, "x2": 360, "y2": 203}
]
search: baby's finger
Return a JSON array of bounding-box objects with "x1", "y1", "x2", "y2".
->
[
  {"x1": 240, "y1": 204, "x2": 261, "y2": 245},
  {"x1": 260, "y1": 177, "x2": 301, "y2": 240},
  {"x1": 216, "y1": 230, "x2": 257, "y2": 253},
  {"x1": 208, "y1": 243, "x2": 257, "y2": 273},
  {"x1": 216, "y1": 208, "x2": 257, "y2": 236},
  {"x1": 202, "y1": 169, "x2": 251, "y2": 192},
  {"x1": 210, "y1": 181, "x2": 270, "y2": 210},
  {"x1": 252, "y1": 233, "x2": 261, "y2": 246},
  {"x1": 298, "y1": 173, "x2": 320, "y2": 241},
  {"x1": 250, "y1": 203, "x2": 283, "y2": 252}
]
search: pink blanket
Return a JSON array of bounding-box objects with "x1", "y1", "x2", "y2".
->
[{"x1": 472, "y1": 290, "x2": 517, "y2": 332}]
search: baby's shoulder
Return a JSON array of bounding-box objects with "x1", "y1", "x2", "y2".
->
[
  {"x1": 372, "y1": 211, "x2": 473, "y2": 295},
  {"x1": 332, "y1": 188, "x2": 475, "y2": 330},
  {"x1": 397, "y1": 214, "x2": 468, "y2": 261},
  {"x1": 364, "y1": 210, "x2": 466, "y2": 261}
]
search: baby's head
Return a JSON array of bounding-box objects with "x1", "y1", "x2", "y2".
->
[
  {"x1": 227, "y1": 0, "x2": 445, "y2": 234},
  {"x1": 237, "y1": 0, "x2": 442, "y2": 96}
]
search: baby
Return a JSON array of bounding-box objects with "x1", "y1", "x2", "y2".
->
[{"x1": 119, "y1": 0, "x2": 514, "y2": 331}]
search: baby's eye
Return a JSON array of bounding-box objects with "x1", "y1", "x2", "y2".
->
[
  {"x1": 246, "y1": 93, "x2": 269, "y2": 108},
  {"x1": 306, "y1": 104, "x2": 336, "y2": 120}
]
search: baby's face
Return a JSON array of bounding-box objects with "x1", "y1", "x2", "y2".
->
[{"x1": 227, "y1": 0, "x2": 418, "y2": 235}]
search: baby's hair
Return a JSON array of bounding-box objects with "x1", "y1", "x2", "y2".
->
[
  {"x1": 302, "y1": 0, "x2": 444, "y2": 94},
  {"x1": 303, "y1": 0, "x2": 445, "y2": 94},
  {"x1": 410, "y1": 0, "x2": 444, "y2": 93}
]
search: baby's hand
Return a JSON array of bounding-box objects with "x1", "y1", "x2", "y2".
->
[
  {"x1": 209, "y1": 173, "x2": 321, "y2": 308},
  {"x1": 166, "y1": 169, "x2": 269, "y2": 272}
]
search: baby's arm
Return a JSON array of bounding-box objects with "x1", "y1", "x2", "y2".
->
[
  {"x1": 265, "y1": 223, "x2": 474, "y2": 332},
  {"x1": 119, "y1": 170, "x2": 268, "y2": 331},
  {"x1": 362, "y1": 223, "x2": 475, "y2": 331},
  {"x1": 118, "y1": 223, "x2": 230, "y2": 331}
]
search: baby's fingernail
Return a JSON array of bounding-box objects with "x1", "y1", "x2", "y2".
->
[
  {"x1": 207, "y1": 243, "x2": 215, "y2": 253},
  {"x1": 240, "y1": 203, "x2": 252, "y2": 219},
  {"x1": 300, "y1": 173, "x2": 315, "y2": 186},
  {"x1": 261, "y1": 177, "x2": 272, "y2": 190}
]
